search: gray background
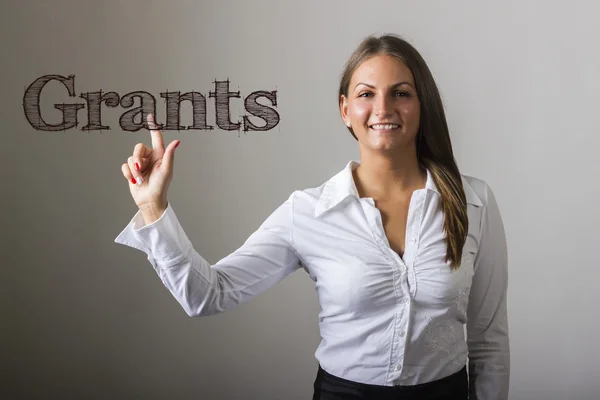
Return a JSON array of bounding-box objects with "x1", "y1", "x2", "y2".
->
[{"x1": 2, "y1": 0, "x2": 599, "y2": 399}]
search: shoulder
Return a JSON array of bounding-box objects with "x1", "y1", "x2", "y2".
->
[
  {"x1": 287, "y1": 181, "x2": 328, "y2": 214},
  {"x1": 287, "y1": 164, "x2": 349, "y2": 218},
  {"x1": 461, "y1": 173, "x2": 497, "y2": 209}
]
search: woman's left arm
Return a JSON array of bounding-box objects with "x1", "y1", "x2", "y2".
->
[{"x1": 466, "y1": 183, "x2": 510, "y2": 400}]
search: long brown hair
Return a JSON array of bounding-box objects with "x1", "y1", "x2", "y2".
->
[{"x1": 338, "y1": 34, "x2": 468, "y2": 270}]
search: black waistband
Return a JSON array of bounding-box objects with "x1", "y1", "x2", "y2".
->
[{"x1": 313, "y1": 365, "x2": 468, "y2": 400}]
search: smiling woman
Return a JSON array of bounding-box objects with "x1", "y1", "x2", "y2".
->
[
  {"x1": 338, "y1": 35, "x2": 468, "y2": 270},
  {"x1": 340, "y1": 55, "x2": 421, "y2": 152},
  {"x1": 115, "y1": 33, "x2": 509, "y2": 400}
]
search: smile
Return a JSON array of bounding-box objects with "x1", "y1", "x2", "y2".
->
[{"x1": 369, "y1": 123, "x2": 401, "y2": 130}]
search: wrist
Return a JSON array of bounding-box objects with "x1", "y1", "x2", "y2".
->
[{"x1": 140, "y1": 201, "x2": 168, "y2": 225}]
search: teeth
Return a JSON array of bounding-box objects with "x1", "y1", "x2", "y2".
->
[{"x1": 371, "y1": 124, "x2": 399, "y2": 130}]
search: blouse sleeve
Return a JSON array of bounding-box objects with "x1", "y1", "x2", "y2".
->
[
  {"x1": 466, "y1": 183, "x2": 510, "y2": 400},
  {"x1": 114, "y1": 193, "x2": 302, "y2": 316}
]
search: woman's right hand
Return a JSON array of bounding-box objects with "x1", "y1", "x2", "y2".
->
[{"x1": 121, "y1": 113, "x2": 181, "y2": 224}]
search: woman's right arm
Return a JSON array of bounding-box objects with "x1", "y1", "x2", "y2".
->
[
  {"x1": 115, "y1": 114, "x2": 301, "y2": 316},
  {"x1": 115, "y1": 195, "x2": 301, "y2": 317}
]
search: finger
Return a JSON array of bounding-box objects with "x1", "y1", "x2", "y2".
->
[
  {"x1": 127, "y1": 156, "x2": 144, "y2": 185},
  {"x1": 146, "y1": 113, "x2": 164, "y2": 151},
  {"x1": 132, "y1": 142, "x2": 152, "y2": 173},
  {"x1": 162, "y1": 139, "x2": 181, "y2": 173},
  {"x1": 121, "y1": 163, "x2": 137, "y2": 185}
]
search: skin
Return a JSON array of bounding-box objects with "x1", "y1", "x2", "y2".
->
[
  {"x1": 121, "y1": 113, "x2": 180, "y2": 225},
  {"x1": 339, "y1": 54, "x2": 427, "y2": 256}
]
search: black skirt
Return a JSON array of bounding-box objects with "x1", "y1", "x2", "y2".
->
[{"x1": 313, "y1": 364, "x2": 468, "y2": 400}]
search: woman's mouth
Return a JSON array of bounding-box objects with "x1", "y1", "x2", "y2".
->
[{"x1": 369, "y1": 123, "x2": 401, "y2": 131}]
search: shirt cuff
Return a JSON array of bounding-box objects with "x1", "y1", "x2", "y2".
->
[{"x1": 114, "y1": 203, "x2": 192, "y2": 266}]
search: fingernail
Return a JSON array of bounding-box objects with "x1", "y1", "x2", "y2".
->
[
  {"x1": 130, "y1": 178, "x2": 137, "y2": 184},
  {"x1": 137, "y1": 176, "x2": 144, "y2": 185},
  {"x1": 175, "y1": 141, "x2": 180, "y2": 149},
  {"x1": 135, "y1": 162, "x2": 140, "y2": 171}
]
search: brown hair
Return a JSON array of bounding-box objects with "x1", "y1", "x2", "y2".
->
[{"x1": 338, "y1": 34, "x2": 468, "y2": 270}]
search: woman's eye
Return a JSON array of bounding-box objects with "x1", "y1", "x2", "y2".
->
[{"x1": 358, "y1": 91, "x2": 410, "y2": 98}]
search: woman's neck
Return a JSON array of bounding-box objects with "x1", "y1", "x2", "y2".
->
[{"x1": 353, "y1": 151, "x2": 426, "y2": 201}]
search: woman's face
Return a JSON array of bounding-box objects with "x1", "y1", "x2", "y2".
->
[{"x1": 340, "y1": 54, "x2": 421, "y2": 153}]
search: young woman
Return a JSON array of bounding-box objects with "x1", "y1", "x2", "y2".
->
[{"x1": 116, "y1": 34, "x2": 509, "y2": 400}]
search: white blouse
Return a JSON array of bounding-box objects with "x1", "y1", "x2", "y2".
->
[{"x1": 115, "y1": 160, "x2": 510, "y2": 399}]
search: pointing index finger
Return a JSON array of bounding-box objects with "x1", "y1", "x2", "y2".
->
[{"x1": 146, "y1": 113, "x2": 164, "y2": 150}]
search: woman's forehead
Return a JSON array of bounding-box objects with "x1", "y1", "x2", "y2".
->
[{"x1": 350, "y1": 55, "x2": 415, "y2": 87}]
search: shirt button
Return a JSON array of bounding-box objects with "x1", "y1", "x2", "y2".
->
[
  {"x1": 399, "y1": 331, "x2": 406, "y2": 337},
  {"x1": 401, "y1": 298, "x2": 408, "y2": 304},
  {"x1": 411, "y1": 238, "x2": 417, "y2": 244}
]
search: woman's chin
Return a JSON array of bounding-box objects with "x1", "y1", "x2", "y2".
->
[
  {"x1": 367, "y1": 138, "x2": 401, "y2": 152},
  {"x1": 358, "y1": 130, "x2": 415, "y2": 153}
]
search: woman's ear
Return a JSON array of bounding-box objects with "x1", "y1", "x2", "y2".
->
[{"x1": 340, "y1": 95, "x2": 351, "y2": 127}]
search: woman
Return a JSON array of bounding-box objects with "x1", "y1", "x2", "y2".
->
[{"x1": 116, "y1": 34, "x2": 509, "y2": 400}]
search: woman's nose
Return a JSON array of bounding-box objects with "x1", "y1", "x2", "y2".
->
[{"x1": 374, "y1": 95, "x2": 393, "y2": 117}]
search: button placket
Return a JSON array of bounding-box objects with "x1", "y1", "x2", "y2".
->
[{"x1": 363, "y1": 196, "x2": 414, "y2": 378}]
